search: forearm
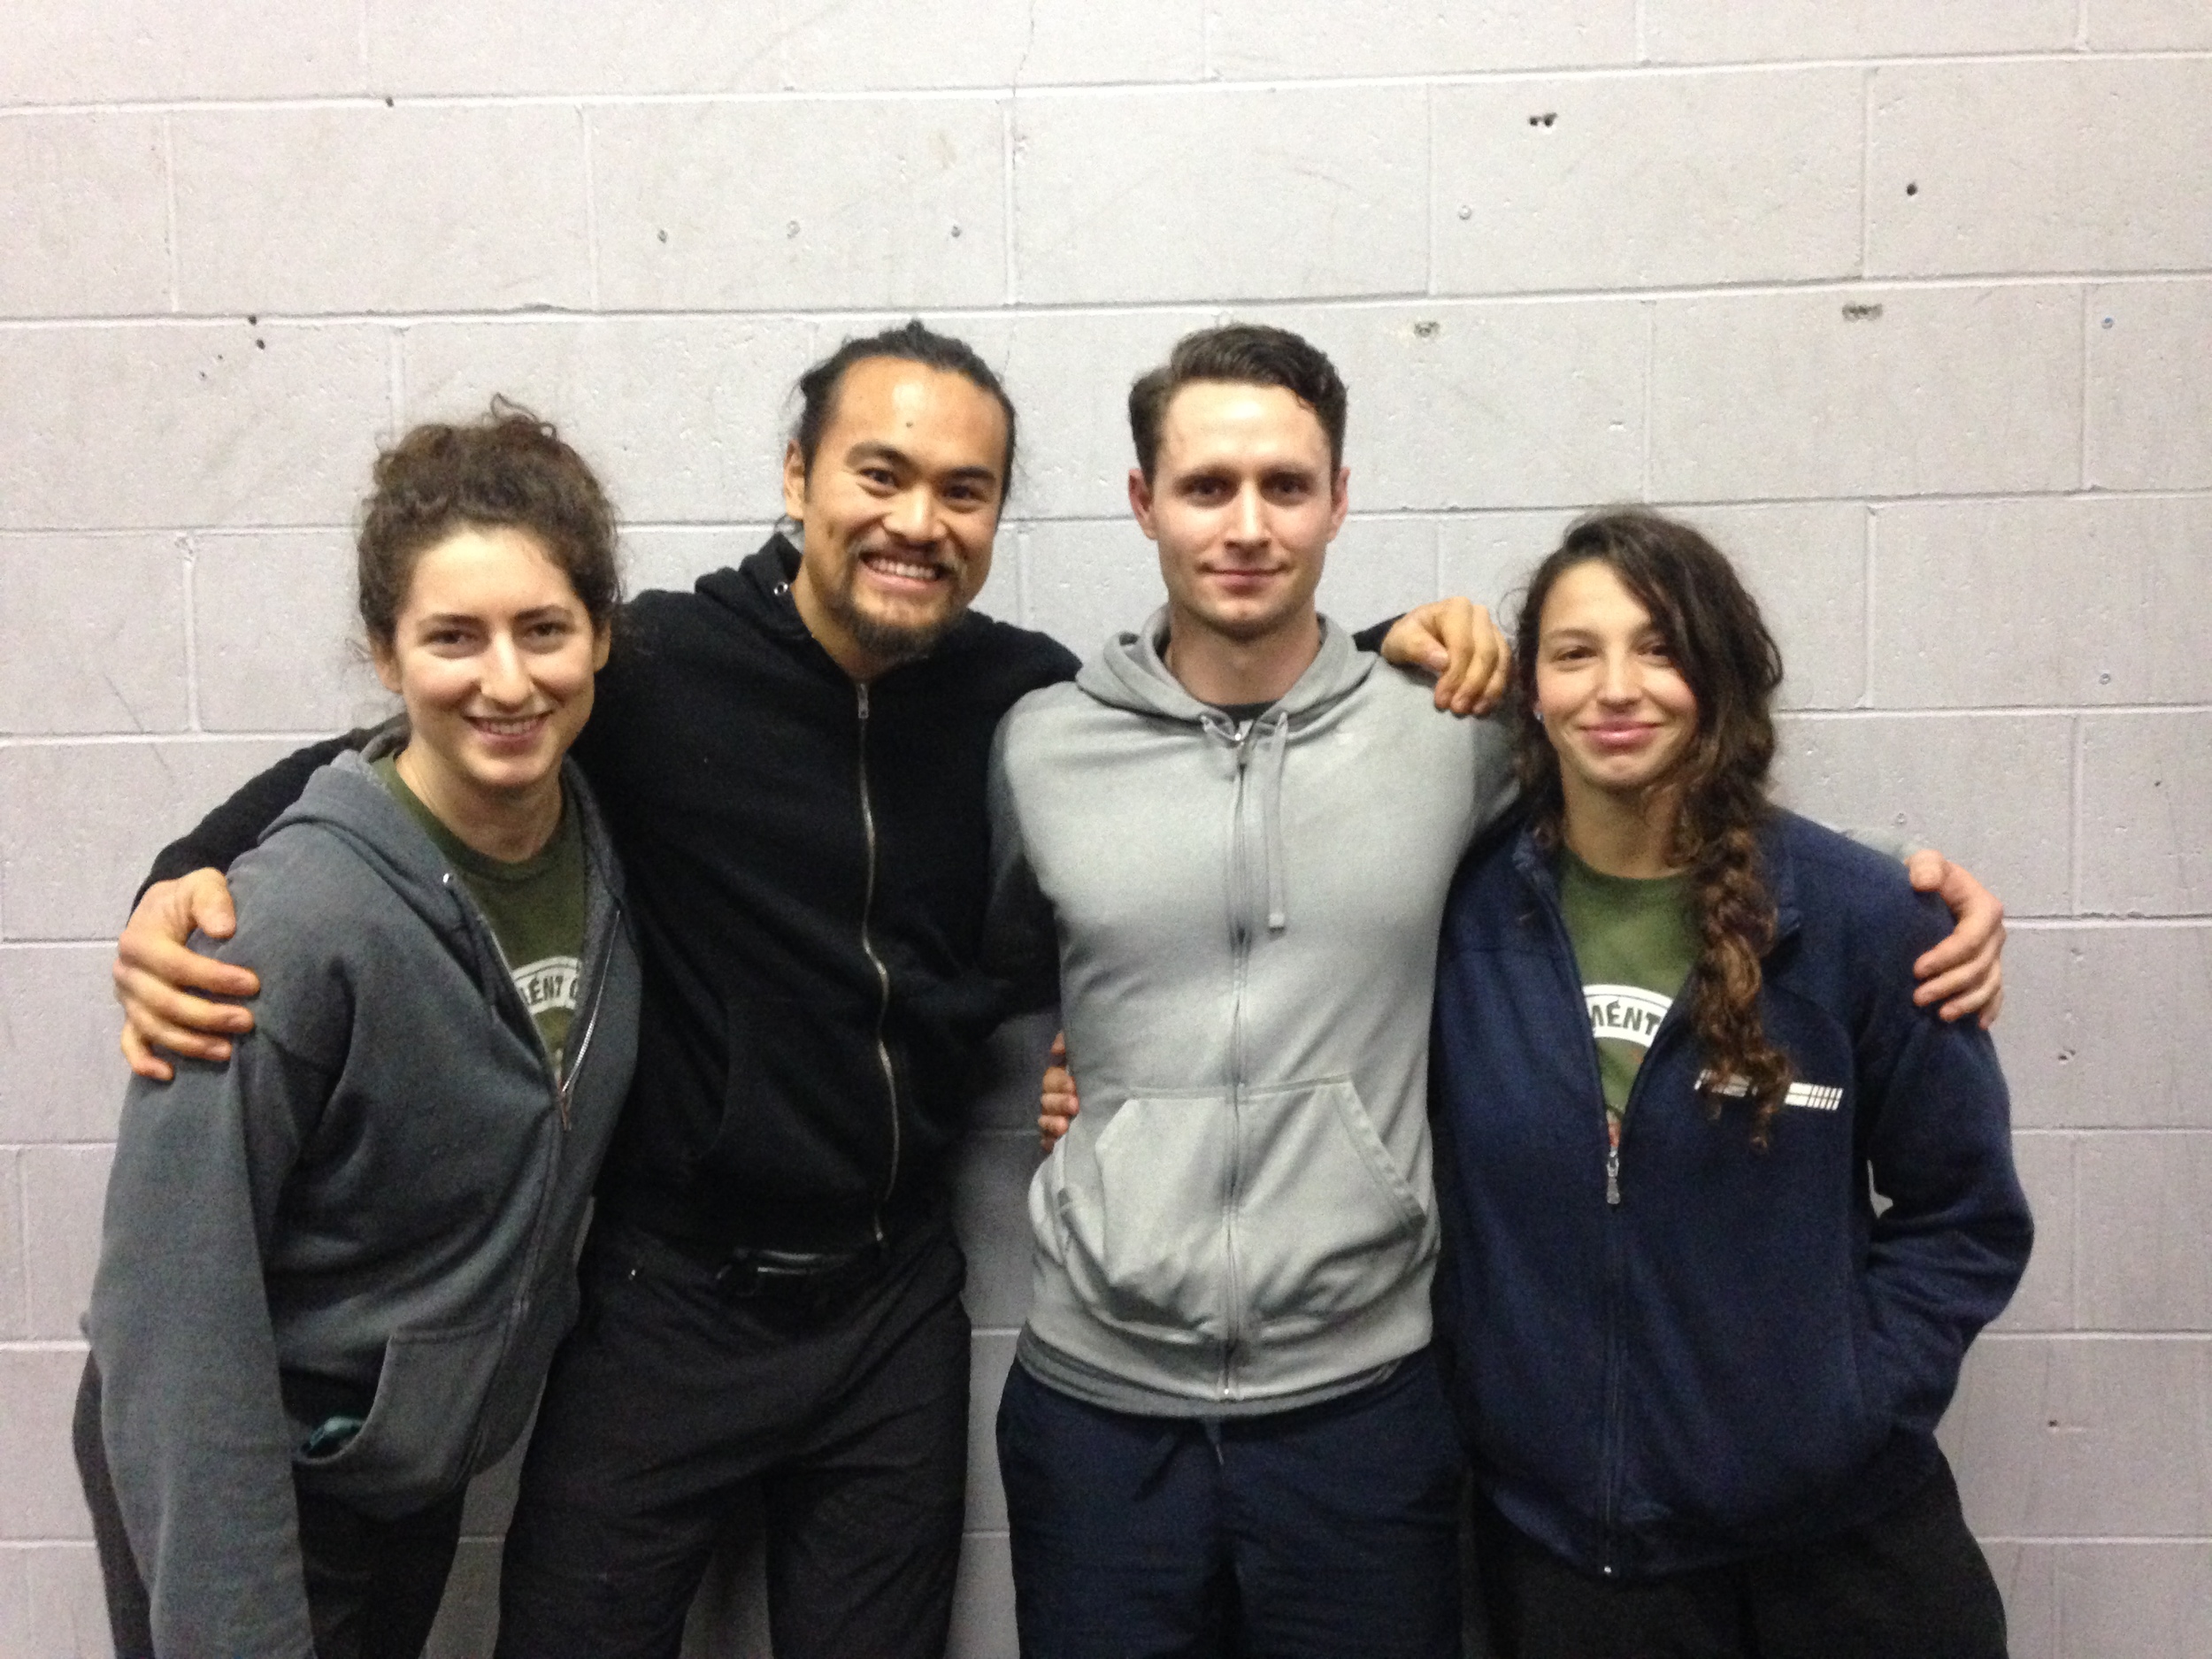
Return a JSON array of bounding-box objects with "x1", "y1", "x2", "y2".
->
[{"x1": 140, "y1": 729, "x2": 373, "y2": 898}]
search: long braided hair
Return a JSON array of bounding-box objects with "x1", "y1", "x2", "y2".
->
[{"x1": 1510, "y1": 511, "x2": 1793, "y2": 1146}]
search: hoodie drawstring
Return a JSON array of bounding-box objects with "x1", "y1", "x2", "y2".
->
[
  {"x1": 1205, "y1": 710, "x2": 1294, "y2": 934},
  {"x1": 1258, "y1": 710, "x2": 1291, "y2": 933}
]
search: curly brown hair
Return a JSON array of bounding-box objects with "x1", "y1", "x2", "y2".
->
[
  {"x1": 1512, "y1": 510, "x2": 1793, "y2": 1145},
  {"x1": 357, "y1": 401, "x2": 620, "y2": 649}
]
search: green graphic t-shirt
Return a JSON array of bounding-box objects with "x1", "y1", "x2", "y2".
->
[
  {"x1": 374, "y1": 757, "x2": 588, "y2": 1072},
  {"x1": 1557, "y1": 848, "x2": 1698, "y2": 1130}
]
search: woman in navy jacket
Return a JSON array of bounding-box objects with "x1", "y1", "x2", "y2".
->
[{"x1": 1430, "y1": 511, "x2": 2031, "y2": 1658}]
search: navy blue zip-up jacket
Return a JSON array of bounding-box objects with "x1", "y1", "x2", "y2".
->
[{"x1": 1430, "y1": 809, "x2": 2031, "y2": 1580}]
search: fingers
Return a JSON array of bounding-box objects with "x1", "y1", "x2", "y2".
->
[
  {"x1": 1443, "y1": 609, "x2": 1512, "y2": 718},
  {"x1": 119, "y1": 1022, "x2": 176, "y2": 1084},
  {"x1": 1038, "y1": 1029, "x2": 1079, "y2": 1149},
  {"x1": 113, "y1": 957, "x2": 245, "y2": 1064},
  {"x1": 1906, "y1": 848, "x2": 2006, "y2": 1025}
]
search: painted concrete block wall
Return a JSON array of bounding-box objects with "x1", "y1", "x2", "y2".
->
[{"x1": 3, "y1": 4, "x2": 2207, "y2": 1655}]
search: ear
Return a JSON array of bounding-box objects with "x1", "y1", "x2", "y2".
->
[
  {"x1": 590, "y1": 620, "x2": 613, "y2": 672},
  {"x1": 371, "y1": 638, "x2": 403, "y2": 695},
  {"x1": 780, "y1": 439, "x2": 810, "y2": 521},
  {"x1": 1326, "y1": 465, "x2": 1350, "y2": 539},
  {"x1": 1127, "y1": 466, "x2": 1159, "y2": 541}
]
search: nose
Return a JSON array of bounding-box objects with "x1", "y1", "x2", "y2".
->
[
  {"x1": 886, "y1": 484, "x2": 939, "y2": 545},
  {"x1": 480, "y1": 634, "x2": 532, "y2": 705},
  {"x1": 1597, "y1": 650, "x2": 1641, "y2": 703},
  {"x1": 1227, "y1": 482, "x2": 1265, "y2": 545}
]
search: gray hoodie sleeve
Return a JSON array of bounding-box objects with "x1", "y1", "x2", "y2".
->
[
  {"x1": 983, "y1": 716, "x2": 1061, "y2": 1011},
  {"x1": 88, "y1": 856, "x2": 349, "y2": 1659}
]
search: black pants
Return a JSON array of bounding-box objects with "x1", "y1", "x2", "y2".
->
[
  {"x1": 1474, "y1": 1454, "x2": 2008, "y2": 1659},
  {"x1": 997, "y1": 1352, "x2": 1465, "y2": 1659},
  {"x1": 73, "y1": 1358, "x2": 466, "y2": 1659},
  {"x1": 493, "y1": 1213, "x2": 972, "y2": 1659}
]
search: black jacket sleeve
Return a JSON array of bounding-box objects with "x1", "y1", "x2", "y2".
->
[
  {"x1": 139, "y1": 730, "x2": 373, "y2": 899},
  {"x1": 1352, "y1": 616, "x2": 1400, "y2": 654}
]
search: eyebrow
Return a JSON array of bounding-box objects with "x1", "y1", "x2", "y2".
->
[{"x1": 412, "y1": 604, "x2": 573, "y2": 628}]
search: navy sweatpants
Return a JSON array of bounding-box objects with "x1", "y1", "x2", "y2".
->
[{"x1": 996, "y1": 1348, "x2": 1464, "y2": 1659}]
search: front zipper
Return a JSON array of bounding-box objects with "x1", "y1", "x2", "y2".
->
[
  {"x1": 1528, "y1": 867, "x2": 1689, "y2": 1578},
  {"x1": 855, "y1": 683, "x2": 900, "y2": 1245},
  {"x1": 1216, "y1": 714, "x2": 1263, "y2": 1402}
]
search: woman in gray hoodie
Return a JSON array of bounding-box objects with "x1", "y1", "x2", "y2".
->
[{"x1": 74, "y1": 408, "x2": 642, "y2": 1659}]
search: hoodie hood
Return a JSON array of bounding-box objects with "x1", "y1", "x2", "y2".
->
[
  {"x1": 265, "y1": 726, "x2": 625, "y2": 1010},
  {"x1": 1077, "y1": 606, "x2": 1377, "y2": 725}
]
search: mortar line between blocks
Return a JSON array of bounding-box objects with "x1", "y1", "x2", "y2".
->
[
  {"x1": 582, "y1": 107, "x2": 602, "y2": 311},
  {"x1": 12, "y1": 53, "x2": 2212, "y2": 118},
  {"x1": 160, "y1": 112, "x2": 180, "y2": 314},
  {"x1": 180, "y1": 533, "x2": 201, "y2": 732},
  {"x1": 2078, "y1": 285, "x2": 2093, "y2": 488},
  {"x1": 1002, "y1": 99, "x2": 1018, "y2": 304},
  {"x1": 1861, "y1": 505, "x2": 1877, "y2": 709},
  {"x1": 2070, "y1": 714, "x2": 2085, "y2": 916},
  {"x1": 1423, "y1": 83, "x2": 1436, "y2": 297},
  {"x1": 386, "y1": 329, "x2": 405, "y2": 435},
  {"x1": 1639, "y1": 300, "x2": 1654, "y2": 501},
  {"x1": 13, "y1": 1156, "x2": 29, "y2": 1334},
  {"x1": 1857, "y1": 67, "x2": 1873, "y2": 278},
  {"x1": 2066, "y1": 1130, "x2": 2081, "y2": 1331}
]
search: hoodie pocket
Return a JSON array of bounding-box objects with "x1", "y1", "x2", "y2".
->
[
  {"x1": 295, "y1": 1313, "x2": 506, "y2": 1518},
  {"x1": 1233, "y1": 1076, "x2": 1431, "y2": 1341},
  {"x1": 1056, "y1": 1091, "x2": 1236, "y2": 1342},
  {"x1": 1053, "y1": 1077, "x2": 1429, "y2": 1346}
]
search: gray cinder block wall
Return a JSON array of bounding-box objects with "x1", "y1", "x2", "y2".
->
[{"x1": 4, "y1": 4, "x2": 2209, "y2": 1655}]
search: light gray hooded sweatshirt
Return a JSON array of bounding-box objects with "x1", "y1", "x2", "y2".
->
[
  {"x1": 87, "y1": 743, "x2": 641, "y2": 1659},
  {"x1": 987, "y1": 613, "x2": 1516, "y2": 1412}
]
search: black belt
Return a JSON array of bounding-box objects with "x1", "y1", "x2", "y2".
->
[{"x1": 709, "y1": 1242, "x2": 886, "y2": 1305}]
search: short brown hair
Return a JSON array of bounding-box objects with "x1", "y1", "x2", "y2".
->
[
  {"x1": 357, "y1": 402, "x2": 621, "y2": 649},
  {"x1": 1127, "y1": 324, "x2": 1348, "y2": 484}
]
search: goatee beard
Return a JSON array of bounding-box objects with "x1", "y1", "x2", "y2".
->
[{"x1": 826, "y1": 582, "x2": 959, "y2": 666}]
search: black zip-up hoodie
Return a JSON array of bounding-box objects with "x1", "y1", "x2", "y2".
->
[{"x1": 149, "y1": 538, "x2": 1077, "y2": 1256}]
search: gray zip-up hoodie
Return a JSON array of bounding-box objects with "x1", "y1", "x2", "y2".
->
[
  {"x1": 987, "y1": 614, "x2": 1517, "y2": 1411},
  {"x1": 87, "y1": 743, "x2": 641, "y2": 1659}
]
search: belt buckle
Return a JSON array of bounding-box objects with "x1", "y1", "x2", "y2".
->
[{"x1": 714, "y1": 1246, "x2": 861, "y2": 1303}]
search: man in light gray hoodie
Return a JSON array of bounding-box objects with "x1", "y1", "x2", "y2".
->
[
  {"x1": 986, "y1": 325, "x2": 1512, "y2": 1656},
  {"x1": 987, "y1": 326, "x2": 2008, "y2": 1659}
]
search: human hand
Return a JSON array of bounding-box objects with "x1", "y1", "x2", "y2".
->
[
  {"x1": 1379, "y1": 597, "x2": 1511, "y2": 717},
  {"x1": 113, "y1": 869, "x2": 258, "y2": 1079},
  {"x1": 1039, "y1": 1030, "x2": 1081, "y2": 1151},
  {"x1": 1906, "y1": 849, "x2": 2004, "y2": 1028}
]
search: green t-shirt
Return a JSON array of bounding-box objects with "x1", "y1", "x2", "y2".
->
[
  {"x1": 374, "y1": 757, "x2": 588, "y2": 1072},
  {"x1": 1557, "y1": 848, "x2": 1698, "y2": 1129}
]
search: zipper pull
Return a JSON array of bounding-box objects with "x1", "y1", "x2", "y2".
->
[
  {"x1": 856, "y1": 683, "x2": 871, "y2": 721},
  {"x1": 1605, "y1": 1118, "x2": 1622, "y2": 1208}
]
